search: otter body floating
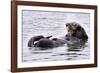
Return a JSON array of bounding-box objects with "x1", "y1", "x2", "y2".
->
[
  {"x1": 28, "y1": 36, "x2": 67, "y2": 48},
  {"x1": 28, "y1": 22, "x2": 88, "y2": 49}
]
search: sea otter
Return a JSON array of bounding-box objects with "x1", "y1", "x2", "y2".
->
[{"x1": 28, "y1": 22, "x2": 88, "y2": 48}]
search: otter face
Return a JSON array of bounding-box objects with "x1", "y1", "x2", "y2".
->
[{"x1": 66, "y1": 22, "x2": 80, "y2": 35}]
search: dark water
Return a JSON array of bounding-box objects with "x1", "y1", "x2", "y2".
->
[{"x1": 22, "y1": 10, "x2": 90, "y2": 62}]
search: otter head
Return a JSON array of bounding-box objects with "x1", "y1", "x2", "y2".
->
[{"x1": 66, "y1": 22, "x2": 80, "y2": 35}]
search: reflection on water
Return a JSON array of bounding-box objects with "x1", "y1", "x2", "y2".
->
[{"x1": 22, "y1": 10, "x2": 90, "y2": 62}]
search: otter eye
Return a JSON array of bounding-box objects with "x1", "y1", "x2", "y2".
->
[
  {"x1": 66, "y1": 24, "x2": 68, "y2": 27},
  {"x1": 66, "y1": 23, "x2": 70, "y2": 27}
]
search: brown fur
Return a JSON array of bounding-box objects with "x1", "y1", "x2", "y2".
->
[{"x1": 66, "y1": 22, "x2": 80, "y2": 35}]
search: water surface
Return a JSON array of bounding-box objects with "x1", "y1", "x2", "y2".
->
[{"x1": 22, "y1": 10, "x2": 90, "y2": 62}]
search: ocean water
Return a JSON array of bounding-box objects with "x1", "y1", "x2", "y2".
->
[{"x1": 22, "y1": 10, "x2": 90, "y2": 63}]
